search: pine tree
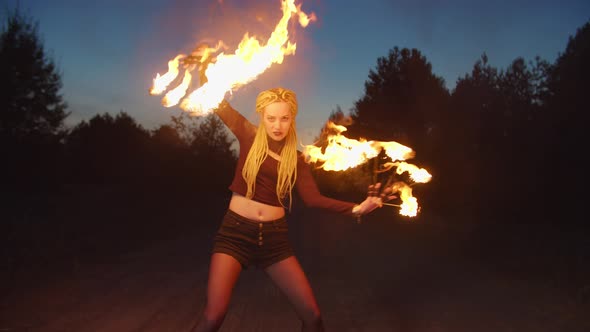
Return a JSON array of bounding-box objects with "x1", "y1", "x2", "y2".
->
[{"x1": 0, "y1": 8, "x2": 68, "y2": 141}]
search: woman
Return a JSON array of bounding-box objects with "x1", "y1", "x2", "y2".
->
[{"x1": 192, "y1": 87, "x2": 394, "y2": 332}]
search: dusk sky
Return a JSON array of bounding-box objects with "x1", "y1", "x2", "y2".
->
[{"x1": 3, "y1": 0, "x2": 589, "y2": 144}]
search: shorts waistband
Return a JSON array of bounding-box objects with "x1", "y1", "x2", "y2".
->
[{"x1": 225, "y1": 209, "x2": 286, "y2": 227}]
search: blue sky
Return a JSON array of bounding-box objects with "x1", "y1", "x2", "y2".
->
[{"x1": 2, "y1": 0, "x2": 589, "y2": 144}]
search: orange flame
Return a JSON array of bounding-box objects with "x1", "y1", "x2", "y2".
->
[
  {"x1": 149, "y1": 55, "x2": 185, "y2": 96},
  {"x1": 303, "y1": 121, "x2": 415, "y2": 171},
  {"x1": 303, "y1": 121, "x2": 431, "y2": 217},
  {"x1": 392, "y1": 182, "x2": 419, "y2": 217},
  {"x1": 149, "y1": 0, "x2": 316, "y2": 115},
  {"x1": 382, "y1": 162, "x2": 432, "y2": 183}
]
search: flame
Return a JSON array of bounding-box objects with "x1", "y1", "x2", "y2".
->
[
  {"x1": 303, "y1": 121, "x2": 415, "y2": 171},
  {"x1": 303, "y1": 121, "x2": 431, "y2": 217},
  {"x1": 162, "y1": 70, "x2": 192, "y2": 107},
  {"x1": 296, "y1": 4, "x2": 316, "y2": 26},
  {"x1": 383, "y1": 162, "x2": 432, "y2": 183},
  {"x1": 393, "y1": 182, "x2": 419, "y2": 217},
  {"x1": 149, "y1": 55, "x2": 185, "y2": 95},
  {"x1": 149, "y1": 0, "x2": 316, "y2": 115}
]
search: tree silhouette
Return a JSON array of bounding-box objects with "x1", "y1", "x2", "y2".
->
[
  {"x1": 544, "y1": 20, "x2": 590, "y2": 219},
  {"x1": 546, "y1": 21, "x2": 590, "y2": 129},
  {"x1": 446, "y1": 52, "x2": 553, "y2": 219},
  {"x1": 498, "y1": 57, "x2": 550, "y2": 195},
  {"x1": 65, "y1": 112, "x2": 150, "y2": 185},
  {"x1": 546, "y1": 21, "x2": 590, "y2": 143},
  {"x1": 350, "y1": 47, "x2": 449, "y2": 156},
  {"x1": 162, "y1": 111, "x2": 237, "y2": 199},
  {"x1": 0, "y1": 8, "x2": 71, "y2": 279},
  {"x1": 0, "y1": 8, "x2": 69, "y2": 219},
  {"x1": 0, "y1": 8, "x2": 68, "y2": 140},
  {"x1": 190, "y1": 114, "x2": 235, "y2": 160},
  {"x1": 309, "y1": 48, "x2": 450, "y2": 212},
  {"x1": 187, "y1": 114, "x2": 237, "y2": 195}
]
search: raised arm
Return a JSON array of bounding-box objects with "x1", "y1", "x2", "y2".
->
[{"x1": 214, "y1": 100, "x2": 257, "y2": 141}]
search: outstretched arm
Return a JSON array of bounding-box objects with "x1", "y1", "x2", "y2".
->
[{"x1": 295, "y1": 156, "x2": 396, "y2": 218}]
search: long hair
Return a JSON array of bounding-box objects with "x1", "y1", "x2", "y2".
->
[{"x1": 242, "y1": 87, "x2": 299, "y2": 210}]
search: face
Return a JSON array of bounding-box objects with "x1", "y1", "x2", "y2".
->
[{"x1": 262, "y1": 101, "x2": 293, "y2": 141}]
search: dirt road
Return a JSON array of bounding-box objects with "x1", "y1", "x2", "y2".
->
[{"x1": 2, "y1": 210, "x2": 587, "y2": 332}]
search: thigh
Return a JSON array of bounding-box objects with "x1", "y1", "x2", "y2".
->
[
  {"x1": 205, "y1": 252, "x2": 243, "y2": 312},
  {"x1": 264, "y1": 256, "x2": 320, "y2": 315}
]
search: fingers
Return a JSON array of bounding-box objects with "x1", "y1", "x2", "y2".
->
[
  {"x1": 368, "y1": 182, "x2": 383, "y2": 197},
  {"x1": 385, "y1": 195, "x2": 397, "y2": 201},
  {"x1": 367, "y1": 182, "x2": 399, "y2": 211},
  {"x1": 379, "y1": 186, "x2": 397, "y2": 202},
  {"x1": 367, "y1": 184, "x2": 378, "y2": 197}
]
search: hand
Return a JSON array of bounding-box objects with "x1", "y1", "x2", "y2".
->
[
  {"x1": 354, "y1": 182, "x2": 398, "y2": 217},
  {"x1": 367, "y1": 182, "x2": 397, "y2": 203}
]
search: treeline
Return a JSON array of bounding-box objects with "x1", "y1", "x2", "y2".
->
[
  {"x1": 1, "y1": 7, "x2": 589, "y2": 268},
  {"x1": 312, "y1": 22, "x2": 590, "y2": 228},
  {"x1": 2, "y1": 102, "x2": 237, "y2": 220},
  {"x1": 0, "y1": 9, "x2": 238, "y2": 271},
  {"x1": 0, "y1": 8, "x2": 237, "y2": 215}
]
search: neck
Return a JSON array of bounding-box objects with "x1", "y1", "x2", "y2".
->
[{"x1": 268, "y1": 136, "x2": 286, "y2": 154}]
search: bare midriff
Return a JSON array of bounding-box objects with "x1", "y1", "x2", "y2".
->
[{"x1": 228, "y1": 192, "x2": 285, "y2": 221}]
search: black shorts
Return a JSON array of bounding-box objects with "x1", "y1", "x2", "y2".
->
[{"x1": 212, "y1": 209, "x2": 294, "y2": 269}]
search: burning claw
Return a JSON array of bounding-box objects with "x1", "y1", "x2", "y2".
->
[{"x1": 368, "y1": 182, "x2": 397, "y2": 204}]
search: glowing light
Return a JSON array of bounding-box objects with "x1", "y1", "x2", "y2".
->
[{"x1": 149, "y1": 0, "x2": 316, "y2": 115}]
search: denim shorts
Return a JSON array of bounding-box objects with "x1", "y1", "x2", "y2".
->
[{"x1": 212, "y1": 209, "x2": 294, "y2": 269}]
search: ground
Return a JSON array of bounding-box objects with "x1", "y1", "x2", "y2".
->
[{"x1": 1, "y1": 205, "x2": 588, "y2": 332}]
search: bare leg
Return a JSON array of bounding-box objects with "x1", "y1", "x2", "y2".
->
[
  {"x1": 264, "y1": 256, "x2": 325, "y2": 332},
  {"x1": 192, "y1": 253, "x2": 243, "y2": 332}
]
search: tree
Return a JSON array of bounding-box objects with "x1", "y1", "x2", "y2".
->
[
  {"x1": 190, "y1": 114, "x2": 235, "y2": 160},
  {"x1": 65, "y1": 112, "x2": 151, "y2": 184},
  {"x1": 350, "y1": 47, "x2": 449, "y2": 157},
  {"x1": 443, "y1": 54, "x2": 500, "y2": 216},
  {"x1": 169, "y1": 111, "x2": 236, "y2": 162},
  {"x1": 0, "y1": 8, "x2": 69, "y2": 219},
  {"x1": 447, "y1": 52, "x2": 553, "y2": 220},
  {"x1": 0, "y1": 8, "x2": 68, "y2": 140},
  {"x1": 498, "y1": 57, "x2": 549, "y2": 171},
  {"x1": 546, "y1": 21, "x2": 590, "y2": 128},
  {"x1": 167, "y1": 111, "x2": 237, "y2": 196},
  {"x1": 543, "y1": 20, "x2": 590, "y2": 219},
  {"x1": 308, "y1": 48, "x2": 450, "y2": 213},
  {"x1": 188, "y1": 114, "x2": 237, "y2": 192},
  {"x1": 545, "y1": 21, "x2": 590, "y2": 155}
]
